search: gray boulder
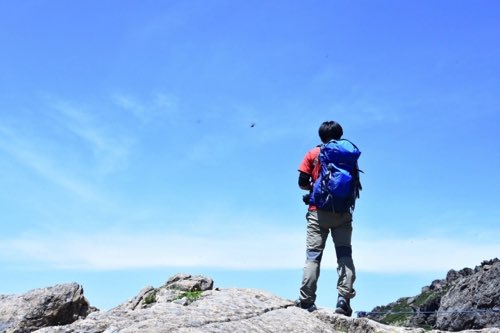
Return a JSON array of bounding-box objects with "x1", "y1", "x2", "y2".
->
[
  {"x1": 368, "y1": 259, "x2": 500, "y2": 332},
  {"x1": 436, "y1": 260, "x2": 500, "y2": 331},
  {"x1": 0, "y1": 283, "x2": 92, "y2": 333},
  {"x1": 116, "y1": 273, "x2": 215, "y2": 311},
  {"x1": 165, "y1": 273, "x2": 214, "y2": 292}
]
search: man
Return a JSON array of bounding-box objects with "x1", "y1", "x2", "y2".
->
[{"x1": 296, "y1": 120, "x2": 358, "y2": 316}]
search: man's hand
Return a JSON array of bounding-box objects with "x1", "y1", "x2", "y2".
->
[{"x1": 302, "y1": 193, "x2": 311, "y2": 205}]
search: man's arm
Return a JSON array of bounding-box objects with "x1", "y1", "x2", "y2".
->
[{"x1": 298, "y1": 171, "x2": 312, "y2": 190}]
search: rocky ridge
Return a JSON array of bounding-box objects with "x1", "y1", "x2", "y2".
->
[
  {"x1": 368, "y1": 259, "x2": 500, "y2": 331},
  {"x1": 0, "y1": 283, "x2": 93, "y2": 333},
  {"x1": 1, "y1": 272, "x2": 499, "y2": 333}
]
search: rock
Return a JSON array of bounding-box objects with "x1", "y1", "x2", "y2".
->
[
  {"x1": 367, "y1": 297, "x2": 416, "y2": 327},
  {"x1": 409, "y1": 292, "x2": 441, "y2": 329},
  {"x1": 3, "y1": 272, "x2": 499, "y2": 333},
  {"x1": 369, "y1": 258, "x2": 500, "y2": 332},
  {"x1": 0, "y1": 283, "x2": 93, "y2": 333},
  {"x1": 446, "y1": 268, "x2": 474, "y2": 283},
  {"x1": 436, "y1": 260, "x2": 500, "y2": 331},
  {"x1": 165, "y1": 273, "x2": 214, "y2": 292},
  {"x1": 34, "y1": 286, "x2": 496, "y2": 333},
  {"x1": 115, "y1": 273, "x2": 215, "y2": 312},
  {"x1": 317, "y1": 309, "x2": 428, "y2": 332},
  {"x1": 34, "y1": 288, "x2": 306, "y2": 333},
  {"x1": 430, "y1": 279, "x2": 447, "y2": 291},
  {"x1": 116, "y1": 286, "x2": 156, "y2": 310}
]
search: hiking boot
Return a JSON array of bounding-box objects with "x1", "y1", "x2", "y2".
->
[
  {"x1": 335, "y1": 295, "x2": 352, "y2": 317},
  {"x1": 294, "y1": 299, "x2": 317, "y2": 312}
]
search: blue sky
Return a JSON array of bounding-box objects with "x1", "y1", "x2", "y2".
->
[{"x1": 1, "y1": 0, "x2": 499, "y2": 313}]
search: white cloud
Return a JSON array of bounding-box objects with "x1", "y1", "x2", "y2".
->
[
  {"x1": 355, "y1": 237, "x2": 500, "y2": 273},
  {"x1": 0, "y1": 228, "x2": 304, "y2": 270},
  {"x1": 47, "y1": 98, "x2": 131, "y2": 171},
  {"x1": 1, "y1": 227, "x2": 498, "y2": 273}
]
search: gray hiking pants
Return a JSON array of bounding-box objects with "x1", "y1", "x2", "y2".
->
[{"x1": 300, "y1": 210, "x2": 356, "y2": 305}]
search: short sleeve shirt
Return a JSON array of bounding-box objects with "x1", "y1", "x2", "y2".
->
[
  {"x1": 298, "y1": 146, "x2": 321, "y2": 182},
  {"x1": 298, "y1": 146, "x2": 321, "y2": 211}
]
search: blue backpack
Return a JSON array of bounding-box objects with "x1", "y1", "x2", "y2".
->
[{"x1": 310, "y1": 139, "x2": 362, "y2": 213}]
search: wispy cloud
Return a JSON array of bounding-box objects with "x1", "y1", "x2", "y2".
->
[
  {"x1": 0, "y1": 124, "x2": 101, "y2": 201},
  {"x1": 47, "y1": 97, "x2": 132, "y2": 172},
  {"x1": 1, "y1": 225, "x2": 498, "y2": 273},
  {"x1": 112, "y1": 94, "x2": 147, "y2": 121},
  {"x1": 112, "y1": 92, "x2": 179, "y2": 124},
  {"x1": 0, "y1": 227, "x2": 304, "y2": 270},
  {"x1": 355, "y1": 237, "x2": 500, "y2": 273},
  {"x1": 0, "y1": 95, "x2": 138, "y2": 201}
]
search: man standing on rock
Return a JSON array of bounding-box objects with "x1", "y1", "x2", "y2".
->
[{"x1": 295, "y1": 120, "x2": 361, "y2": 316}]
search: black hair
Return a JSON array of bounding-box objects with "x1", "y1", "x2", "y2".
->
[{"x1": 318, "y1": 121, "x2": 343, "y2": 143}]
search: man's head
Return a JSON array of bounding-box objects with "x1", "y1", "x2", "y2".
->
[{"x1": 318, "y1": 121, "x2": 343, "y2": 143}]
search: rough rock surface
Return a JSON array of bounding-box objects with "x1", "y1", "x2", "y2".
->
[
  {"x1": 2, "y1": 273, "x2": 499, "y2": 333},
  {"x1": 436, "y1": 260, "x2": 500, "y2": 331},
  {"x1": 0, "y1": 283, "x2": 92, "y2": 333},
  {"x1": 368, "y1": 259, "x2": 500, "y2": 331}
]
